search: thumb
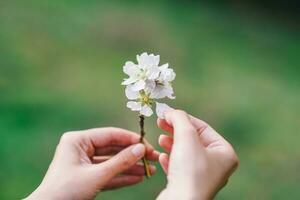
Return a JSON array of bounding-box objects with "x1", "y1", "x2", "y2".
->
[{"x1": 99, "y1": 143, "x2": 146, "y2": 179}]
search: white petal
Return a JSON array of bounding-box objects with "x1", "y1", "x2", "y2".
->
[
  {"x1": 137, "y1": 52, "x2": 149, "y2": 68},
  {"x1": 127, "y1": 101, "x2": 142, "y2": 111},
  {"x1": 166, "y1": 69, "x2": 176, "y2": 82},
  {"x1": 165, "y1": 85, "x2": 176, "y2": 99},
  {"x1": 149, "y1": 54, "x2": 160, "y2": 66},
  {"x1": 137, "y1": 52, "x2": 160, "y2": 68},
  {"x1": 131, "y1": 80, "x2": 146, "y2": 91},
  {"x1": 144, "y1": 80, "x2": 156, "y2": 93},
  {"x1": 123, "y1": 61, "x2": 139, "y2": 76},
  {"x1": 149, "y1": 85, "x2": 165, "y2": 99},
  {"x1": 156, "y1": 102, "x2": 171, "y2": 119},
  {"x1": 151, "y1": 84, "x2": 175, "y2": 99},
  {"x1": 140, "y1": 105, "x2": 153, "y2": 117},
  {"x1": 146, "y1": 66, "x2": 160, "y2": 80},
  {"x1": 125, "y1": 85, "x2": 140, "y2": 100},
  {"x1": 159, "y1": 63, "x2": 169, "y2": 70},
  {"x1": 122, "y1": 77, "x2": 138, "y2": 85},
  {"x1": 160, "y1": 67, "x2": 176, "y2": 82}
]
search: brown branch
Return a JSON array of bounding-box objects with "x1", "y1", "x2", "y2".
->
[{"x1": 139, "y1": 115, "x2": 151, "y2": 178}]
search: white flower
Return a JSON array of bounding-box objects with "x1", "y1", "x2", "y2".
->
[
  {"x1": 126, "y1": 94, "x2": 171, "y2": 118},
  {"x1": 122, "y1": 53, "x2": 160, "y2": 91},
  {"x1": 122, "y1": 52, "x2": 176, "y2": 118},
  {"x1": 125, "y1": 85, "x2": 154, "y2": 117},
  {"x1": 150, "y1": 63, "x2": 176, "y2": 99}
]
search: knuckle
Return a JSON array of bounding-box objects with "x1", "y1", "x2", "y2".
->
[
  {"x1": 60, "y1": 131, "x2": 79, "y2": 143},
  {"x1": 61, "y1": 131, "x2": 74, "y2": 140},
  {"x1": 226, "y1": 149, "x2": 239, "y2": 169}
]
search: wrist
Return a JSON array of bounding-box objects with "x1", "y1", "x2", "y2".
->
[
  {"x1": 160, "y1": 182, "x2": 214, "y2": 200},
  {"x1": 25, "y1": 185, "x2": 55, "y2": 200}
]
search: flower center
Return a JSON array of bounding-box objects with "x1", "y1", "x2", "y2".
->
[
  {"x1": 137, "y1": 70, "x2": 147, "y2": 80},
  {"x1": 139, "y1": 91, "x2": 154, "y2": 105}
]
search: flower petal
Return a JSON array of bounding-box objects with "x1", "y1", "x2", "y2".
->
[
  {"x1": 144, "y1": 80, "x2": 156, "y2": 93},
  {"x1": 125, "y1": 85, "x2": 140, "y2": 100},
  {"x1": 150, "y1": 85, "x2": 175, "y2": 99},
  {"x1": 146, "y1": 66, "x2": 160, "y2": 80},
  {"x1": 122, "y1": 77, "x2": 138, "y2": 85},
  {"x1": 123, "y1": 61, "x2": 139, "y2": 76},
  {"x1": 149, "y1": 54, "x2": 160, "y2": 66},
  {"x1": 131, "y1": 80, "x2": 146, "y2": 91},
  {"x1": 127, "y1": 101, "x2": 142, "y2": 111},
  {"x1": 159, "y1": 66, "x2": 176, "y2": 82},
  {"x1": 140, "y1": 105, "x2": 153, "y2": 117},
  {"x1": 137, "y1": 52, "x2": 149, "y2": 69},
  {"x1": 149, "y1": 85, "x2": 165, "y2": 99},
  {"x1": 137, "y1": 52, "x2": 160, "y2": 68},
  {"x1": 159, "y1": 63, "x2": 169, "y2": 70},
  {"x1": 156, "y1": 102, "x2": 171, "y2": 119}
]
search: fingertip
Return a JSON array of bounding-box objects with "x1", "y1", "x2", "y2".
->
[
  {"x1": 143, "y1": 140, "x2": 155, "y2": 154},
  {"x1": 159, "y1": 134, "x2": 173, "y2": 145},
  {"x1": 158, "y1": 134, "x2": 164, "y2": 145},
  {"x1": 159, "y1": 152, "x2": 169, "y2": 160},
  {"x1": 152, "y1": 150, "x2": 160, "y2": 159},
  {"x1": 150, "y1": 165, "x2": 157, "y2": 174},
  {"x1": 146, "y1": 149, "x2": 160, "y2": 161},
  {"x1": 159, "y1": 153, "x2": 169, "y2": 174}
]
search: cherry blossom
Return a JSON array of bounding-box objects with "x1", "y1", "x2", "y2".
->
[{"x1": 122, "y1": 52, "x2": 176, "y2": 118}]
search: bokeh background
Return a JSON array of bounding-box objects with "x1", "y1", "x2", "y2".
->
[{"x1": 1, "y1": 0, "x2": 299, "y2": 199}]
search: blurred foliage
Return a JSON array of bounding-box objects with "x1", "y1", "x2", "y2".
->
[{"x1": 0, "y1": 0, "x2": 299, "y2": 199}]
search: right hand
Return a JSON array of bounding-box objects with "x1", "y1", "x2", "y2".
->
[{"x1": 156, "y1": 110, "x2": 239, "y2": 200}]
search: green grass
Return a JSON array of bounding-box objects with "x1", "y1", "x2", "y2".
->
[{"x1": 0, "y1": 1, "x2": 299, "y2": 199}]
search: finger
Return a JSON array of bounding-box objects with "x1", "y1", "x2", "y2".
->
[
  {"x1": 158, "y1": 135, "x2": 173, "y2": 153},
  {"x1": 97, "y1": 143, "x2": 146, "y2": 179},
  {"x1": 95, "y1": 146, "x2": 125, "y2": 156},
  {"x1": 92, "y1": 156, "x2": 112, "y2": 164},
  {"x1": 95, "y1": 144, "x2": 158, "y2": 162},
  {"x1": 159, "y1": 153, "x2": 169, "y2": 174},
  {"x1": 123, "y1": 164, "x2": 157, "y2": 176},
  {"x1": 142, "y1": 140, "x2": 160, "y2": 161},
  {"x1": 84, "y1": 127, "x2": 140, "y2": 147},
  {"x1": 102, "y1": 175, "x2": 144, "y2": 190},
  {"x1": 160, "y1": 112, "x2": 228, "y2": 148},
  {"x1": 157, "y1": 118, "x2": 174, "y2": 134},
  {"x1": 164, "y1": 110, "x2": 199, "y2": 145},
  {"x1": 145, "y1": 149, "x2": 160, "y2": 161},
  {"x1": 189, "y1": 115, "x2": 228, "y2": 147},
  {"x1": 93, "y1": 156, "x2": 156, "y2": 175},
  {"x1": 95, "y1": 145, "x2": 158, "y2": 161},
  {"x1": 83, "y1": 127, "x2": 158, "y2": 160}
]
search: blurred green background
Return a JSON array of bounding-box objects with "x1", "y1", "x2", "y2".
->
[{"x1": 1, "y1": 0, "x2": 299, "y2": 199}]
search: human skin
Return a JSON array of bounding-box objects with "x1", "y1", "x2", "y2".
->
[
  {"x1": 26, "y1": 110, "x2": 238, "y2": 200},
  {"x1": 156, "y1": 110, "x2": 239, "y2": 200},
  {"x1": 25, "y1": 128, "x2": 159, "y2": 200}
]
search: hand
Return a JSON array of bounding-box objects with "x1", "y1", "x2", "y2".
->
[
  {"x1": 156, "y1": 110, "x2": 239, "y2": 200},
  {"x1": 26, "y1": 127, "x2": 159, "y2": 200}
]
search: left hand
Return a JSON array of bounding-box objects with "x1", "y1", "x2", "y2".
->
[{"x1": 26, "y1": 127, "x2": 159, "y2": 200}]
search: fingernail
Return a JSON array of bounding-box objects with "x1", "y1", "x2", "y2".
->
[{"x1": 132, "y1": 144, "x2": 145, "y2": 157}]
